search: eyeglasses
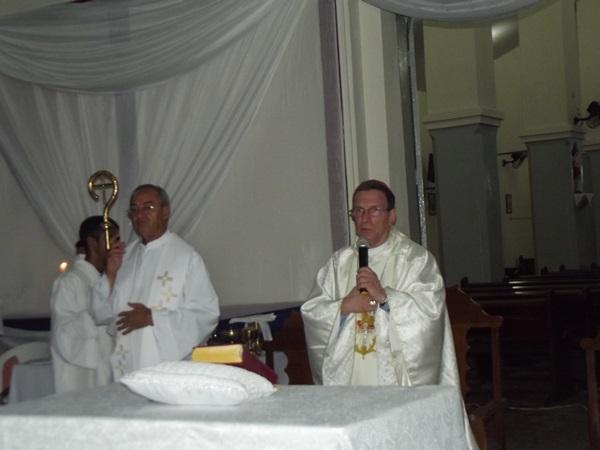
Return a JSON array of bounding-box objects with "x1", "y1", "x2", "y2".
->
[
  {"x1": 348, "y1": 206, "x2": 390, "y2": 219},
  {"x1": 128, "y1": 204, "x2": 157, "y2": 216}
]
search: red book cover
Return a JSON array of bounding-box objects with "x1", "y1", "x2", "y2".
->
[{"x1": 230, "y1": 347, "x2": 278, "y2": 384}]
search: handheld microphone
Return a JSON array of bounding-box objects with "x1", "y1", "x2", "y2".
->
[
  {"x1": 357, "y1": 238, "x2": 369, "y2": 294},
  {"x1": 357, "y1": 238, "x2": 369, "y2": 268}
]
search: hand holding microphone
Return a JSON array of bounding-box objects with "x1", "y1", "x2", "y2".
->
[
  {"x1": 340, "y1": 238, "x2": 385, "y2": 314},
  {"x1": 356, "y1": 238, "x2": 376, "y2": 306},
  {"x1": 356, "y1": 237, "x2": 386, "y2": 307}
]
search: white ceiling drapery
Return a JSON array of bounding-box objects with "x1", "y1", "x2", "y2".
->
[
  {"x1": 0, "y1": 0, "x2": 64, "y2": 19},
  {"x1": 363, "y1": 0, "x2": 539, "y2": 21},
  {"x1": 0, "y1": 0, "x2": 282, "y2": 92}
]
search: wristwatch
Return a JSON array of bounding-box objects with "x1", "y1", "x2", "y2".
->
[{"x1": 378, "y1": 295, "x2": 389, "y2": 310}]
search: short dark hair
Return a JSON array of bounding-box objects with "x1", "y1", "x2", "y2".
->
[
  {"x1": 79, "y1": 216, "x2": 119, "y2": 243},
  {"x1": 352, "y1": 179, "x2": 395, "y2": 210},
  {"x1": 131, "y1": 184, "x2": 170, "y2": 207},
  {"x1": 75, "y1": 240, "x2": 85, "y2": 254}
]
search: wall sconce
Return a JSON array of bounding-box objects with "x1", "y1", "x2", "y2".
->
[
  {"x1": 500, "y1": 151, "x2": 527, "y2": 168},
  {"x1": 574, "y1": 101, "x2": 600, "y2": 128}
]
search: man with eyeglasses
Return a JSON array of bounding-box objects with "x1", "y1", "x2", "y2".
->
[
  {"x1": 51, "y1": 216, "x2": 119, "y2": 393},
  {"x1": 91, "y1": 184, "x2": 219, "y2": 379},
  {"x1": 301, "y1": 179, "x2": 460, "y2": 388}
]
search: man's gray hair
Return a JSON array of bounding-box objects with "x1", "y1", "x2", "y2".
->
[{"x1": 131, "y1": 184, "x2": 171, "y2": 207}]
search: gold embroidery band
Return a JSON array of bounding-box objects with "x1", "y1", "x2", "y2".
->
[{"x1": 355, "y1": 312, "x2": 376, "y2": 357}]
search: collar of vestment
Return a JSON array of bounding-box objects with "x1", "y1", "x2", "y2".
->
[
  {"x1": 353, "y1": 229, "x2": 398, "y2": 259},
  {"x1": 139, "y1": 230, "x2": 171, "y2": 250},
  {"x1": 73, "y1": 257, "x2": 102, "y2": 282}
]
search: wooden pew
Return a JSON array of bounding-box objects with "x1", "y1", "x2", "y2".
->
[
  {"x1": 461, "y1": 276, "x2": 600, "y2": 402},
  {"x1": 580, "y1": 331, "x2": 600, "y2": 450},
  {"x1": 462, "y1": 277, "x2": 600, "y2": 290},
  {"x1": 462, "y1": 289, "x2": 567, "y2": 402},
  {"x1": 463, "y1": 284, "x2": 594, "y2": 337},
  {"x1": 539, "y1": 264, "x2": 600, "y2": 278},
  {"x1": 446, "y1": 286, "x2": 506, "y2": 450},
  {"x1": 462, "y1": 276, "x2": 600, "y2": 340}
]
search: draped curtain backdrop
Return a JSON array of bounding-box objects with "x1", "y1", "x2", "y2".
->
[
  {"x1": 0, "y1": 0, "x2": 306, "y2": 251},
  {"x1": 0, "y1": 0, "x2": 539, "y2": 253}
]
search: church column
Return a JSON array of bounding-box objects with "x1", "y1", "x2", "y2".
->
[
  {"x1": 518, "y1": 0, "x2": 593, "y2": 271},
  {"x1": 423, "y1": 24, "x2": 504, "y2": 284},
  {"x1": 583, "y1": 150, "x2": 600, "y2": 265}
]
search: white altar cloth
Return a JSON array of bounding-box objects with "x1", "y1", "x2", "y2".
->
[{"x1": 0, "y1": 384, "x2": 470, "y2": 449}]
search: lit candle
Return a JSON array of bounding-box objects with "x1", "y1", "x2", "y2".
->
[{"x1": 59, "y1": 261, "x2": 68, "y2": 273}]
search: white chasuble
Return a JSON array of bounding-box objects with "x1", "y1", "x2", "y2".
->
[
  {"x1": 301, "y1": 229, "x2": 478, "y2": 449},
  {"x1": 301, "y1": 229, "x2": 456, "y2": 387},
  {"x1": 51, "y1": 257, "x2": 113, "y2": 393},
  {"x1": 92, "y1": 231, "x2": 219, "y2": 380}
]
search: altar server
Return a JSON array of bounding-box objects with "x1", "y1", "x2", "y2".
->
[
  {"x1": 92, "y1": 184, "x2": 219, "y2": 379},
  {"x1": 51, "y1": 216, "x2": 118, "y2": 393}
]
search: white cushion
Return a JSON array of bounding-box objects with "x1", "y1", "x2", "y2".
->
[{"x1": 120, "y1": 360, "x2": 276, "y2": 406}]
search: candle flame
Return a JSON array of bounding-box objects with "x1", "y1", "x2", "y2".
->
[{"x1": 59, "y1": 261, "x2": 68, "y2": 273}]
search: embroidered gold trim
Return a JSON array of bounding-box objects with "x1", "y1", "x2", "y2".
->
[
  {"x1": 354, "y1": 312, "x2": 376, "y2": 356},
  {"x1": 354, "y1": 339, "x2": 376, "y2": 356}
]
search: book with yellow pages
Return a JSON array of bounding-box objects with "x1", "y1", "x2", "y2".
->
[{"x1": 191, "y1": 344, "x2": 278, "y2": 383}]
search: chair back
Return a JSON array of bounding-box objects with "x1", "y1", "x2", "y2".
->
[{"x1": 0, "y1": 341, "x2": 51, "y2": 395}]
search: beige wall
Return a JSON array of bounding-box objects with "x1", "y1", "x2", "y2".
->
[
  {"x1": 577, "y1": 0, "x2": 600, "y2": 151},
  {"x1": 418, "y1": 0, "x2": 600, "y2": 270}
]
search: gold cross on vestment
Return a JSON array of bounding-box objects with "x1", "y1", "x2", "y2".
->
[{"x1": 157, "y1": 271, "x2": 173, "y2": 287}]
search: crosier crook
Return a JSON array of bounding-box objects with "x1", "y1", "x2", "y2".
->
[{"x1": 87, "y1": 170, "x2": 119, "y2": 251}]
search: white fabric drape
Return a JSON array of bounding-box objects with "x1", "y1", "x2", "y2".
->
[
  {"x1": 134, "y1": 5, "x2": 302, "y2": 237},
  {"x1": 363, "y1": 0, "x2": 539, "y2": 21},
  {"x1": 0, "y1": 0, "x2": 281, "y2": 92},
  {"x1": 0, "y1": 0, "x2": 306, "y2": 252},
  {"x1": 0, "y1": 0, "x2": 63, "y2": 19},
  {"x1": 0, "y1": 81, "x2": 123, "y2": 250}
]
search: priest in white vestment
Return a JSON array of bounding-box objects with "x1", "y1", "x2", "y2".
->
[
  {"x1": 301, "y1": 179, "x2": 477, "y2": 449},
  {"x1": 91, "y1": 184, "x2": 220, "y2": 380},
  {"x1": 51, "y1": 216, "x2": 118, "y2": 393}
]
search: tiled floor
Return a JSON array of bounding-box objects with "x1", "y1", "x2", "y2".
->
[
  {"x1": 505, "y1": 399, "x2": 588, "y2": 450},
  {"x1": 467, "y1": 350, "x2": 592, "y2": 449}
]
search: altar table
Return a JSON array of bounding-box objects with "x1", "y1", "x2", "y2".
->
[{"x1": 0, "y1": 383, "x2": 469, "y2": 449}]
